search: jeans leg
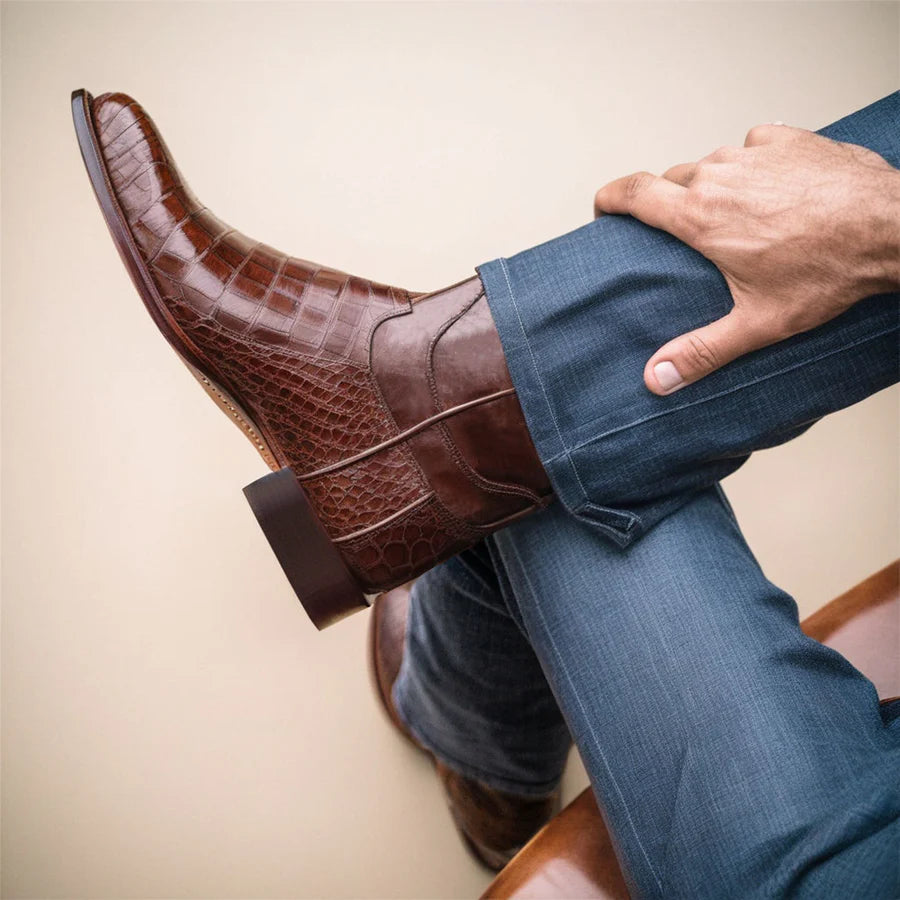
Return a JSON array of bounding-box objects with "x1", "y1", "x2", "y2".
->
[
  {"x1": 392, "y1": 540, "x2": 572, "y2": 796},
  {"x1": 484, "y1": 490, "x2": 899, "y2": 899},
  {"x1": 477, "y1": 92, "x2": 899, "y2": 546}
]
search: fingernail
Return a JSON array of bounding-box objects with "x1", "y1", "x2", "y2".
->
[
  {"x1": 654, "y1": 361, "x2": 684, "y2": 393},
  {"x1": 769, "y1": 120, "x2": 784, "y2": 126}
]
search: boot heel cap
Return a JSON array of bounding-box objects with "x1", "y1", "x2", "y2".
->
[{"x1": 243, "y1": 469, "x2": 368, "y2": 629}]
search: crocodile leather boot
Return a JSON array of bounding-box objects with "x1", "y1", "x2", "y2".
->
[
  {"x1": 72, "y1": 89, "x2": 553, "y2": 629},
  {"x1": 370, "y1": 585, "x2": 559, "y2": 870}
]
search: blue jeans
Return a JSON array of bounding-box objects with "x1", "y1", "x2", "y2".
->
[{"x1": 393, "y1": 91, "x2": 900, "y2": 898}]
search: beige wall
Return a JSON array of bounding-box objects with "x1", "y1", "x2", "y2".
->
[{"x1": 2, "y1": 2, "x2": 897, "y2": 897}]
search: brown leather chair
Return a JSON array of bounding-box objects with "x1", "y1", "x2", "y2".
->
[{"x1": 483, "y1": 562, "x2": 900, "y2": 900}]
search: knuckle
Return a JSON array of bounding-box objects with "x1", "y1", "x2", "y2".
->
[
  {"x1": 689, "y1": 179, "x2": 718, "y2": 206},
  {"x1": 662, "y1": 163, "x2": 691, "y2": 184},
  {"x1": 689, "y1": 179, "x2": 737, "y2": 218},
  {"x1": 743, "y1": 126, "x2": 758, "y2": 146},
  {"x1": 708, "y1": 145, "x2": 738, "y2": 163},
  {"x1": 673, "y1": 205, "x2": 702, "y2": 243},
  {"x1": 624, "y1": 171, "x2": 654, "y2": 201},
  {"x1": 682, "y1": 332, "x2": 721, "y2": 373},
  {"x1": 744, "y1": 124, "x2": 769, "y2": 146}
]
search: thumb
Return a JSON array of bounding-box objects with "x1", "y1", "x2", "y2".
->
[{"x1": 644, "y1": 310, "x2": 758, "y2": 395}]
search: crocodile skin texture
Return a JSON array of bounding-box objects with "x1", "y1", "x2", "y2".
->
[
  {"x1": 87, "y1": 92, "x2": 552, "y2": 593},
  {"x1": 91, "y1": 92, "x2": 428, "y2": 543},
  {"x1": 341, "y1": 494, "x2": 481, "y2": 588}
]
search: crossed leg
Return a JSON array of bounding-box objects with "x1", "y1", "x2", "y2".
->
[{"x1": 395, "y1": 488, "x2": 900, "y2": 898}]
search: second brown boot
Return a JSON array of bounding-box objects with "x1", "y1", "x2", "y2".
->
[
  {"x1": 72, "y1": 89, "x2": 553, "y2": 629},
  {"x1": 369, "y1": 585, "x2": 559, "y2": 871}
]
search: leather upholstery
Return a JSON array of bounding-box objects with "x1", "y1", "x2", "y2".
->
[
  {"x1": 484, "y1": 788, "x2": 630, "y2": 899},
  {"x1": 88, "y1": 93, "x2": 551, "y2": 593},
  {"x1": 801, "y1": 561, "x2": 899, "y2": 700}
]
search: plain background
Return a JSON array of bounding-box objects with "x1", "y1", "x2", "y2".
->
[{"x1": 2, "y1": 2, "x2": 898, "y2": 897}]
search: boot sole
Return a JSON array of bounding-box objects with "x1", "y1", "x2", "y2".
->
[{"x1": 71, "y1": 88, "x2": 368, "y2": 628}]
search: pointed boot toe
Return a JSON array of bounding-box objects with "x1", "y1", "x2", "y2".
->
[{"x1": 73, "y1": 89, "x2": 552, "y2": 628}]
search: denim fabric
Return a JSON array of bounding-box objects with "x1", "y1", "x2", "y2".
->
[
  {"x1": 394, "y1": 92, "x2": 899, "y2": 897},
  {"x1": 394, "y1": 491, "x2": 900, "y2": 898},
  {"x1": 393, "y1": 538, "x2": 572, "y2": 796},
  {"x1": 477, "y1": 92, "x2": 899, "y2": 545}
]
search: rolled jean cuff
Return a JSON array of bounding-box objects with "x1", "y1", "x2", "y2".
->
[
  {"x1": 477, "y1": 93, "x2": 900, "y2": 548},
  {"x1": 477, "y1": 253, "x2": 700, "y2": 547}
]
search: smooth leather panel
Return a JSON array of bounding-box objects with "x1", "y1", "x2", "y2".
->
[
  {"x1": 433, "y1": 296, "x2": 552, "y2": 502},
  {"x1": 372, "y1": 279, "x2": 548, "y2": 526}
]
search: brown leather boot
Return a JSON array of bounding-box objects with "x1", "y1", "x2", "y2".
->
[
  {"x1": 370, "y1": 586, "x2": 559, "y2": 871},
  {"x1": 72, "y1": 89, "x2": 553, "y2": 629}
]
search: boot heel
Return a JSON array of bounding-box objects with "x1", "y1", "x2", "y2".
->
[{"x1": 243, "y1": 468, "x2": 369, "y2": 629}]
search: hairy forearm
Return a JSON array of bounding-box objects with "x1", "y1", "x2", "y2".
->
[{"x1": 863, "y1": 169, "x2": 900, "y2": 292}]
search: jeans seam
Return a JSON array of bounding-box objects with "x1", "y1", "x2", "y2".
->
[
  {"x1": 498, "y1": 257, "x2": 590, "y2": 502},
  {"x1": 563, "y1": 324, "x2": 899, "y2": 457},
  {"x1": 503, "y1": 537, "x2": 664, "y2": 894}
]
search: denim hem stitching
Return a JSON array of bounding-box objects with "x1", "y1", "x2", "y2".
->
[
  {"x1": 498, "y1": 257, "x2": 589, "y2": 501},
  {"x1": 558, "y1": 324, "x2": 898, "y2": 459}
]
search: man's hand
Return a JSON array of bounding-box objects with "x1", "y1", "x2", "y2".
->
[{"x1": 594, "y1": 125, "x2": 900, "y2": 395}]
